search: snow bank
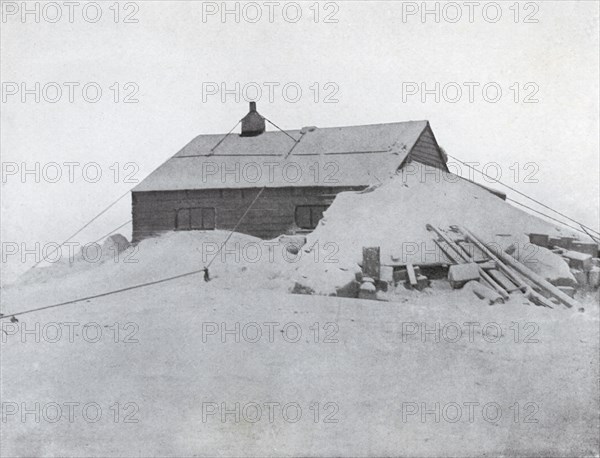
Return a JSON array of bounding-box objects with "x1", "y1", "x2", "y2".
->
[
  {"x1": 304, "y1": 162, "x2": 575, "y2": 268},
  {"x1": 3, "y1": 231, "x2": 301, "y2": 315},
  {"x1": 507, "y1": 243, "x2": 577, "y2": 287},
  {"x1": 291, "y1": 162, "x2": 579, "y2": 297},
  {"x1": 292, "y1": 256, "x2": 360, "y2": 297}
]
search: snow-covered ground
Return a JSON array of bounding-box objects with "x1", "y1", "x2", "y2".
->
[
  {"x1": 1, "y1": 226, "x2": 598, "y2": 456},
  {"x1": 2, "y1": 169, "x2": 599, "y2": 456}
]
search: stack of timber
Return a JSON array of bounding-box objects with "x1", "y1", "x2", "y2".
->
[
  {"x1": 438, "y1": 225, "x2": 584, "y2": 309},
  {"x1": 427, "y1": 224, "x2": 580, "y2": 308}
]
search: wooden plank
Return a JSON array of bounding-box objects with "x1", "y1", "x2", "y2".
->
[
  {"x1": 406, "y1": 263, "x2": 417, "y2": 287},
  {"x1": 457, "y1": 241, "x2": 488, "y2": 263},
  {"x1": 460, "y1": 227, "x2": 563, "y2": 309},
  {"x1": 454, "y1": 226, "x2": 529, "y2": 290},
  {"x1": 478, "y1": 260, "x2": 497, "y2": 270},
  {"x1": 362, "y1": 247, "x2": 381, "y2": 280},
  {"x1": 428, "y1": 225, "x2": 509, "y2": 299},
  {"x1": 495, "y1": 248, "x2": 579, "y2": 309},
  {"x1": 426, "y1": 225, "x2": 468, "y2": 263},
  {"x1": 466, "y1": 281, "x2": 504, "y2": 304},
  {"x1": 487, "y1": 269, "x2": 518, "y2": 292},
  {"x1": 433, "y1": 239, "x2": 461, "y2": 265}
]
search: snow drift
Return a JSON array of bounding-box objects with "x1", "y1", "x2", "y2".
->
[{"x1": 295, "y1": 162, "x2": 577, "y2": 295}]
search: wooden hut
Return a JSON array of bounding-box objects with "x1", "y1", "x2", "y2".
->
[{"x1": 132, "y1": 103, "x2": 448, "y2": 241}]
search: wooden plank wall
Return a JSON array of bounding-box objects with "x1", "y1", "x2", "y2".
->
[
  {"x1": 408, "y1": 125, "x2": 448, "y2": 170},
  {"x1": 132, "y1": 186, "x2": 363, "y2": 241}
]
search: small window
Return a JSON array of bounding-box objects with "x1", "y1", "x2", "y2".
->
[
  {"x1": 176, "y1": 207, "x2": 216, "y2": 230},
  {"x1": 176, "y1": 208, "x2": 190, "y2": 230},
  {"x1": 295, "y1": 205, "x2": 328, "y2": 229}
]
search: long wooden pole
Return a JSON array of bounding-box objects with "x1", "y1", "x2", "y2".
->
[
  {"x1": 459, "y1": 227, "x2": 554, "y2": 308},
  {"x1": 427, "y1": 225, "x2": 510, "y2": 300},
  {"x1": 455, "y1": 226, "x2": 530, "y2": 292},
  {"x1": 462, "y1": 227, "x2": 577, "y2": 309}
]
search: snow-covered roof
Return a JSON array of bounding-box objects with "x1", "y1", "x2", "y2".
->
[{"x1": 133, "y1": 120, "x2": 431, "y2": 192}]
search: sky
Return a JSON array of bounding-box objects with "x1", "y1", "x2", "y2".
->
[{"x1": 1, "y1": 0, "x2": 599, "y2": 282}]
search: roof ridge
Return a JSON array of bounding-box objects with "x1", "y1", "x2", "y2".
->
[{"x1": 189, "y1": 119, "x2": 429, "y2": 139}]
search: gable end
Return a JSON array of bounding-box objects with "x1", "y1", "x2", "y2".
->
[{"x1": 406, "y1": 124, "x2": 449, "y2": 171}]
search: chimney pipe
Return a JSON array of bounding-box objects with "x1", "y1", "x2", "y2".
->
[{"x1": 241, "y1": 101, "x2": 265, "y2": 137}]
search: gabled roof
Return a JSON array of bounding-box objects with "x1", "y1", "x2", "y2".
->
[{"x1": 133, "y1": 120, "x2": 436, "y2": 192}]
